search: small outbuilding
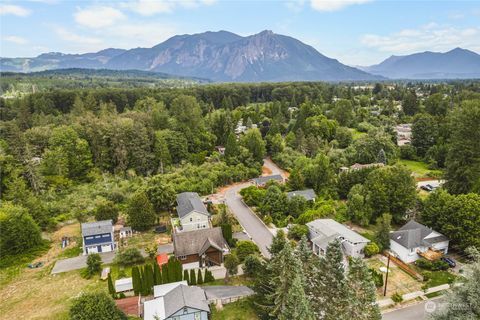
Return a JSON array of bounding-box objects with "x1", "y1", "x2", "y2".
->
[{"x1": 286, "y1": 189, "x2": 317, "y2": 202}]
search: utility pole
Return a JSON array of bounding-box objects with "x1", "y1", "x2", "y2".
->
[{"x1": 384, "y1": 254, "x2": 390, "y2": 296}]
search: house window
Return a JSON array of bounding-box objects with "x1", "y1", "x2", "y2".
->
[
  {"x1": 183, "y1": 307, "x2": 188, "y2": 314},
  {"x1": 86, "y1": 236, "x2": 93, "y2": 240},
  {"x1": 102, "y1": 234, "x2": 109, "y2": 238},
  {"x1": 179, "y1": 255, "x2": 187, "y2": 260},
  {"x1": 194, "y1": 312, "x2": 201, "y2": 320},
  {"x1": 190, "y1": 218, "x2": 193, "y2": 222},
  {"x1": 95, "y1": 235, "x2": 101, "y2": 238}
]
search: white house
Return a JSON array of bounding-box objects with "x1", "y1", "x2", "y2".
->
[
  {"x1": 389, "y1": 220, "x2": 449, "y2": 263},
  {"x1": 143, "y1": 281, "x2": 210, "y2": 320},
  {"x1": 306, "y1": 219, "x2": 370, "y2": 258},
  {"x1": 176, "y1": 192, "x2": 211, "y2": 232}
]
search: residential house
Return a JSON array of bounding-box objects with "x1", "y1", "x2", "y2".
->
[
  {"x1": 251, "y1": 174, "x2": 284, "y2": 187},
  {"x1": 173, "y1": 227, "x2": 229, "y2": 269},
  {"x1": 307, "y1": 219, "x2": 370, "y2": 258},
  {"x1": 143, "y1": 281, "x2": 209, "y2": 320},
  {"x1": 120, "y1": 226, "x2": 133, "y2": 238},
  {"x1": 176, "y1": 192, "x2": 211, "y2": 232},
  {"x1": 339, "y1": 162, "x2": 384, "y2": 173},
  {"x1": 81, "y1": 220, "x2": 115, "y2": 255},
  {"x1": 286, "y1": 189, "x2": 317, "y2": 202},
  {"x1": 395, "y1": 123, "x2": 412, "y2": 146},
  {"x1": 390, "y1": 220, "x2": 449, "y2": 263}
]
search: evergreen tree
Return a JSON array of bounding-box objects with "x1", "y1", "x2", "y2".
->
[
  {"x1": 126, "y1": 191, "x2": 156, "y2": 231},
  {"x1": 190, "y1": 269, "x2": 197, "y2": 285},
  {"x1": 347, "y1": 258, "x2": 382, "y2": 320},
  {"x1": 197, "y1": 269, "x2": 203, "y2": 284},
  {"x1": 204, "y1": 269, "x2": 215, "y2": 283},
  {"x1": 224, "y1": 132, "x2": 239, "y2": 163},
  {"x1": 107, "y1": 273, "x2": 115, "y2": 297},
  {"x1": 375, "y1": 213, "x2": 392, "y2": 250},
  {"x1": 183, "y1": 269, "x2": 190, "y2": 285},
  {"x1": 281, "y1": 265, "x2": 314, "y2": 320},
  {"x1": 161, "y1": 264, "x2": 169, "y2": 284},
  {"x1": 153, "y1": 263, "x2": 162, "y2": 285},
  {"x1": 268, "y1": 229, "x2": 287, "y2": 257},
  {"x1": 311, "y1": 239, "x2": 350, "y2": 320},
  {"x1": 131, "y1": 266, "x2": 140, "y2": 296},
  {"x1": 377, "y1": 148, "x2": 387, "y2": 164}
]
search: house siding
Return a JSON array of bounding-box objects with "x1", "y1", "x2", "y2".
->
[
  {"x1": 180, "y1": 211, "x2": 210, "y2": 232},
  {"x1": 177, "y1": 247, "x2": 223, "y2": 267},
  {"x1": 167, "y1": 307, "x2": 209, "y2": 320}
]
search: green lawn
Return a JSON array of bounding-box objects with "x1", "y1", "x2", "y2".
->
[
  {"x1": 422, "y1": 271, "x2": 457, "y2": 289},
  {"x1": 211, "y1": 298, "x2": 259, "y2": 320},
  {"x1": 397, "y1": 160, "x2": 442, "y2": 178}
]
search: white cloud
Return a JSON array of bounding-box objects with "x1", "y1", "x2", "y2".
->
[
  {"x1": 3, "y1": 35, "x2": 28, "y2": 44},
  {"x1": 54, "y1": 27, "x2": 103, "y2": 45},
  {"x1": 310, "y1": 0, "x2": 372, "y2": 12},
  {"x1": 0, "y1": 4, "x2": 31, "y2": 16},
  {"x1": 100, "y1": 22, "x2": 177, "y2": 48},
  {"x1": 121, "y1": 0, "x2": 216, "y2": 16},
  {"x1": 74, "y1": 6, "x2": 125, "y2": 28},
  {"x1": 361, "y1": 23, "x2": 480, "y2": 54}
]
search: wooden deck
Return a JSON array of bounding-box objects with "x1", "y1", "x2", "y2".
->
[{"x1": 418, "y1": 248, "x2": 443, "y2": 261}]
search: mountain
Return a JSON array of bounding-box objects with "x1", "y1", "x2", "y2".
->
[
  {"x1": 1, "y1": 48, "x2": 127, "y2": 72},
  {"x1": 1, "y1": 30, "x2": 380, "y2": 82},
  {"x1": 361, "y1": 48, "x2": 480, "y2": 79}
]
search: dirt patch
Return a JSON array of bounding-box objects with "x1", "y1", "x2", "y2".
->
[
  {"x1": 262, "y1": 166, "x2": 273, "y2": 176},
  {"x1": 116, "y1": 296, "x2": 140, "y2": 316}
]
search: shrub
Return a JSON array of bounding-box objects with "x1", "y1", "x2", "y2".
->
[
  {"x1": 364, "y1": 242, "x2": 380, "y2": 257},
  {"x1": 392, "y1": 292, "x2": 403, "y2": 303},
  {"x1": 263, "y1": 215, "x2": 273, "y2": 225},
  {"x1": 86, "y1": 253, "x2": 102, "y2": 278},
  {"x1": 94, "y1": 198, "x2": 119, "y2": 223},
  {"x1": 114, "y1": 248, "x2": 145, "y2": 266},
  {"x1": 415, "y1": 258, "x2": 432, "y2": 270},
  {"x1": 224, "y1": 253, "x2": 239, "y2": 276},
  {"x1": 431, "y1": 260, "x2": 449, "y2": 271},
  {"x1": 235, "y1": 240, "x2": 260, "y2": 262},
  {"x1": 243, "y1": 254, "x2": 262, "y2": 277},
  {"x1": 399, "y1": 144, "x2": 416, "y2": 160},
  {"x1": 69, "y1": 292, "x2": 126, "y2": 320},
  {"x1": 287, "y1": 224, "x2": 309, "y2": 240},
  {"x1": 204, "y1": 269, "x2": 215, "y2": 283},
  {"x1": 369, "y1": 268, "x2": 384, "y2": 288}
]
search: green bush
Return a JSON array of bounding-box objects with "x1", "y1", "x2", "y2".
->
[
  {"x1": 69, "y1": 292, "x2": 126, "y2": 320},
  {"x1": 369, "y1": 268, "x2": 384, "y2": 288},
  {"x1": 235, "y1": 240, "x2": 260, "y2": 262},
  {"x1": 364, "y1": 242, "x2": 380, "y2": 257},
  {"x1": 287, "y1": 224, "x2": 309, "y2": 240},
  {"x1": 243, "y1": 254, "x2": 262, "y2": 277},
  {"x1": 114, "y1": 248, "x2": 145, "y2": 266},
  {"x1": 392, "y1": 292, "x2": 403, "y2": 303},
  {"x1": 263, "y1": 215, "x2": 273, "y2": 225},
  {"x1": 85, "y1": 253, "x2": 102, "y2": 278}
]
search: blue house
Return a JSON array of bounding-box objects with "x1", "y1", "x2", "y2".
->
[{"x1": 81, "y1": 220, "x2": 115, "y2": 255}]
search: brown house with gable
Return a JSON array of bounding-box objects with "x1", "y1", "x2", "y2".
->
[{"x1": 173, "y1": 227, "x2": 230, "y2": 267}]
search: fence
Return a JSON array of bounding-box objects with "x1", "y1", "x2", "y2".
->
[{"x1": 385, "y1": 252, "x2": 424, "y2": 281}]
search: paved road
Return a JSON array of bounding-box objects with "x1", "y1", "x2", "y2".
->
[
  {"x1": 382, "y1": 297, "x2": 444, "y2": 320},
  {"x1": 225, "y1": 183, "x2": 273, "y2": 259},
  {"x1": 203, "y1": 285, "x2": 254, "y2": 300},
  {"x1": 51, "y1": 251, "x2": 116, "y2": 274}
]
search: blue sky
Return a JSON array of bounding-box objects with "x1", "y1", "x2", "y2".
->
[{"x1": 1, "y1": 0, "x2": 480, "y2": 65}]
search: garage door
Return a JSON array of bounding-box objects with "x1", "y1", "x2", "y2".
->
[
  {"x1": 87, "y1": 246, "x2": 98, "y2": 254},
  {"x1": 101, "y1": 244, "x2": 112, "y2": 253}
]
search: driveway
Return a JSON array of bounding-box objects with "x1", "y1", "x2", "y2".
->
[
  {"x1": 51, "y1": 251, "x2": 116, "y2": 274},
  {"x1": 225, "y1": 183, "x2": 273, "y2": 259},
  {"x1": 382, "y1": 297, "x2": 445, "y2": 320}
]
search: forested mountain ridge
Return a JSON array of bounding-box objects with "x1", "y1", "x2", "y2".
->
[
  {"x1": 361, "y1": 48, "x2": 480, "y2": 79},
  {"x1": 1, "y1": 30, "x2": 381, "y2": 82}
]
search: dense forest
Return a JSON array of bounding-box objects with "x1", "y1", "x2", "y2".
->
[{"x1": 1, "y1": 79, "x2": 480, "y2": 258}]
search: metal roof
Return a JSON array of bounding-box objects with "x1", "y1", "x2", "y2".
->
[
  {"x1": 81, "y1": 220, "x2": 113, "y2": 237},
  {"x1": 176, "y1": 192, "x2": 209, "y2": 219},
  {"x1": 115, "y1": 277, "x2": 133, "y2": 293},
  {"x1": 286, "y1": 189, "x2": 317, "y2": 201},
  {"x1": 307, "y1": 219, "x2": 370, "y2": 244}
]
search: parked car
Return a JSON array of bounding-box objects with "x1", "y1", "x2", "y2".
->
[
  {"x1": 442, "y1": 257, "x2": 456, "y2": 268},
  {"x1": 27, "y1": 262, "x2": 44, "y2": 269},
  {"x1": 421, "y1": 184, "x2": 434, "y2": 192},
  {"x1": 154, "y1": 225, "x2": 167, "y2": 233}
]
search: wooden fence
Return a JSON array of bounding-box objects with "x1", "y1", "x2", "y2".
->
[{"x1": 384, "y1": 252, "x2": 424, "y2": 281}]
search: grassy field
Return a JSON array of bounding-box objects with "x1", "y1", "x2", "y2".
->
[
  {"x1": 211, "y1": 298, "x2": 259, "y2": 320},
  {"x1": 397, "y1": 159, "x2": 442, "y2": 179},
  {"x1": 422, "y1": 271, "x2": 457, "y2": 289}
]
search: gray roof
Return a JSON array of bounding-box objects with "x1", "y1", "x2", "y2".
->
[
  {"x1": 163, "y1": 285, "x2": 210, "y2": 317},
  {"x1": 307, "y1": 219, "x2": 370, "y2": 244},
  {"x1": 390, "y1": 220, "x2": 448, "y2": 249},
  {"x1": 252, "y1": 175, "x2": 283, "y2": 185},
  {"x1": 81, "y1": 220, "x2": 113, "y2": 237},
  {"x1": 176, "y1": 192, "x2": 209, "y2": 219},
  {"x1": 287, "y1": 189, "x2": 317, "y2": 201},
  {"x1": 173, "y1": 227, "x2": 228, "y2": 257}
]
